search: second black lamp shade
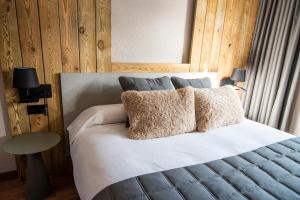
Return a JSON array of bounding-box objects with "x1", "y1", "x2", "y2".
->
[{"x1": 231, "y1": 68, "x2": 246, "y2": 82}]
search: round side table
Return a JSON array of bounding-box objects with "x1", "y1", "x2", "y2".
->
[{"x1": 3, "y1": 132, "x2": 60, "y2": 200}]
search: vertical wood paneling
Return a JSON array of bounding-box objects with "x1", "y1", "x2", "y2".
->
[
  {"x1": 229, "y1": 0, "x2": 247, "y2": 71},
  {"x1": 59, "y1": 0, "x2": 80, "y2": 73},
  {"x1": 0, "y1": 0, "x2": 30, "y2": 135},
  {"x1": 16, "y1": 0, "x2": 49, "y2": 133},
  {"x1": 0, "y1": 0, "x2": 260, "y2": 174},
  {"x1": 217, "y1": 0, "x2": 237, "y2": 78},
  {"x1": 16, "y1": 0, "x2": 44, "y2": 80},
  {"x1": 215, "y1": 0, "x2": 259, "y2": 79},
  {"x1": 38, "y1": 0, "x2": 63, "y2": 133},
  {"x1": 224, "y1": 0, "x2": 246, "y2": 77},
  {"x1": 16, "y1": 0, "x2": 51, "y2": 172},
  {"x1": 112, "y1": 63, "x2": 190, "y2": 72},
  {"x1": 232, "y1": 0, "x2": 250, "y2": 68},
  {"x1": 216, "y1": 0, "x2": 231, "y2": 78},
  {"x1": 189, "y1": 0, "x2": 208, "y2": 72},
  {"x1": 38, "y1": 0, "x2": 64, "y2": 168},
  {"x1": 78, "y1": 0, "x2": 96, "y2": 72},
  {"x1": 241, "y1": 0, "x2": 260, "y2": 67},
  {"x1": 209, "y1": 0, "x2": 227, "y2": 72},
  {"x1": 0, "y1": 0, "x2": 29, "y2": 179},
  {"x1": 199, "y1": 0, "x2": 218, "y2": 72},
  {"x1": 96, "y1": 0, "x2": 111, "y2": 72}
]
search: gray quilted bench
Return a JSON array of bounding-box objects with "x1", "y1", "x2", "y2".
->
[{"x1": 93, "y1": 137, "x2": 300, "y2": 200}]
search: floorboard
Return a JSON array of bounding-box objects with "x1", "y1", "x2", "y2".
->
[{"x1": 0, "y1": 171, "x2": 79, "y2": 200}]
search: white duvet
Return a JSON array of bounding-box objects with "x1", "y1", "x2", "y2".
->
[{"x1": 69, "y1": 119, "x2": 294, "y2": 200}]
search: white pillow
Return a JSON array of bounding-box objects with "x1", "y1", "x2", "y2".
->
[{"x1": 67, "y1": 104, "x2": 126, "y2": 142}]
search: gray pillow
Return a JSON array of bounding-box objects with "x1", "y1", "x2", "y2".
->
[
  {"x1": 119, "y1": 76, "x2": 174, "y2": 127},
  {"x1": 171, "y1": 77, "x2": 212, "y2": 89},
  {"x1": 119, "y1": 76, "x2": 173, "y2": 91}
]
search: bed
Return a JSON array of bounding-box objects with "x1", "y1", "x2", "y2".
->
[{"x1": 60, "y1": 73, "x2": 299, "y2": 200}]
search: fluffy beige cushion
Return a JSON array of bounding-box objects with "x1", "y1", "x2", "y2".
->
[
  {"x1": 121, "y1": 87, "x2": 196, "y2": 140},
  {"x1": 195, "y1": 86, "x2": 245, "y2": 131}
]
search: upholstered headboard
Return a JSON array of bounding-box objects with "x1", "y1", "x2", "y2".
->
[{"x1": 60, "y1": 72, "x2": 218, "y2": 130}]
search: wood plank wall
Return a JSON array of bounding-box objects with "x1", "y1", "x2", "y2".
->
[
  {"x1": 0, "y1": 0, "x2": 260, "y2": 173},
  {"x1": 190, "y1": 0, "x2": 260, "y2": 77}
]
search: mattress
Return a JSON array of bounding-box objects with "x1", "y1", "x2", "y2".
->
[
  {"x1": 69, "y1": 119, "x2": 294, "y2": 200},
  {"x1": 93, "y1": 137, "x2": 300, "y2": 200}
]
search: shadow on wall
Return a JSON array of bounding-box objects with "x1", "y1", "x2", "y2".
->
[{"x1": 0, "y1": 70, "x2": 16, "y2": 173}]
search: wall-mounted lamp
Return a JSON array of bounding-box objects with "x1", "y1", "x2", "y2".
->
[
  {"x1": 13, "y1": 67, "x2": 52, "y2": 115},
  {"x1": 220, "y1": 68, "x2": 246, "y2": 91}
]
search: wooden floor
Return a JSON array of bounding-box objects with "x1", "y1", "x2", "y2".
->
[{"x1": 0, "y1": 171, "x2": 79, "y2": 200}]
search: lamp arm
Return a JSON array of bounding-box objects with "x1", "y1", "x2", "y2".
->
[
  {"x1": 43, "y1": 88, "x2": 48, "y2": 115},
  {"x1": 234, "y1": 84, "x2": 247, "y2": 91}
]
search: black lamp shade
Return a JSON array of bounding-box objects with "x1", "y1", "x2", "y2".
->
[
  {"x1": 13, "y1": 67, "x2": 40, "y2": 89},
  {"x1": 230, "y1": 68, "x2": 246, "y2": 82}
]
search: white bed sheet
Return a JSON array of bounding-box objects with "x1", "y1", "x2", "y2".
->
[{"x1": 70, "y1": 119, "x2": 294, "y2": 200}]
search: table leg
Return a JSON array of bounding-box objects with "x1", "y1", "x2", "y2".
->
[{"x1": 26, "y1": 153, "x2": 52, "y2": 200}]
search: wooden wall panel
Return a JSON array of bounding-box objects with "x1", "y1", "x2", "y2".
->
[
  {"x1": 59, "y1": 0, "x2": 80, "y2": 73},
  {"x1": 16, "y1": 0, "x2": 51, "y2": 173},
  {"x1": 199, "y1": 0, "x2": 217, "y2": 72},
  {"x1": 96, "y1": 0, "x2": 111, "y2": 72},
  {"x1": 216, "y1": 0, "x2": 260, "y2": 78},
  {"x1": 0, "y1": 0, "x2": 30, "y2": 135},
  {"x1": 0, "y1": 0, "x2": 30, "y2": 179},
  {"x1": 16, "y1": 0, "x2": 44, "y2": 80},
  {"x1": 190, "y1": 0, "x2": 259, "y2": 78},
  {"x1": 217, "y1": 0, "x2": 241, "y2": 78},
  {"x1": 241, "y1": 0, "x2": 260, "y2": 67},
  {"x1": 78, "y1": 0, "x2": 97, "y2": 72},
  {"x1": 112, "y1": 63, "x2": 190, "y2": 72},
  {"x1": 232, "y1": 0, "x2": 249, "y2": 68},
  {"x1": 16, "y1": 0, "x2": 49, "y2": 133},
  {"x1": 189, "y1": 0, "x2": 208, "y2": 72},
  {"x1": 209, "y1": 0, "x2": 227, "y2": 72},
  {"x1": 0, "y1": 0, "x2": 260, "y2": 173},
  {"x1": 38, "y1": 0, "x2": 63, "y2": 134},
  {"x1": 38, "y1": 0, "x2": 64, "y2": 169}
]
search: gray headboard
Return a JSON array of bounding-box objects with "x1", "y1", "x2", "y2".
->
[{"x1": 60, "y1": 72, "x2": 217, "y2": 129}]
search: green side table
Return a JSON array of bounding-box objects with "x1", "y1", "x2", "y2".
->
[{"x1": 3, "y1": 132, "x2": 60, "y2": 200}]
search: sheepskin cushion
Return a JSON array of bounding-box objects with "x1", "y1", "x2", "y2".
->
[
  {"x1": 119, "y1": 76, "x2": 174, "y2": 127},
  {"x1": 121, "y1": 87, "x2": 196, "y2": 140},
  {"x1": 195, "y1": 86, "x2": 245, "y2": 131}
]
